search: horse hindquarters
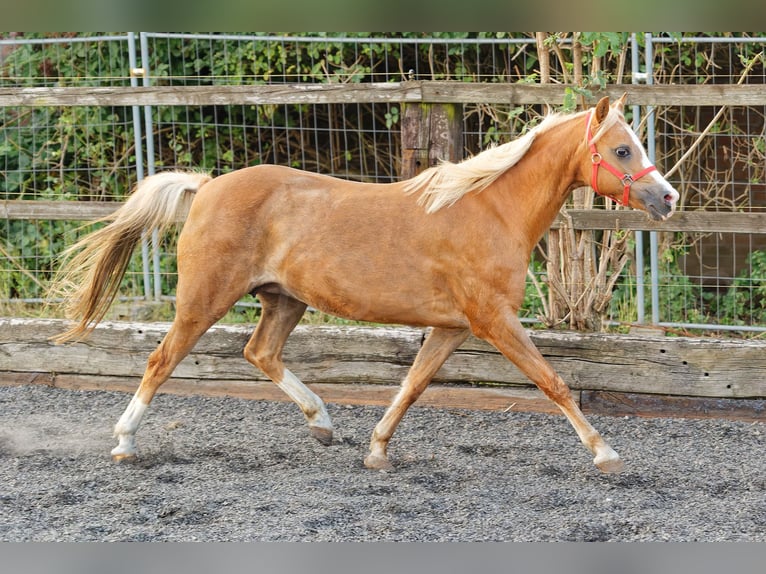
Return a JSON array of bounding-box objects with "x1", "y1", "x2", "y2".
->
[{"x1": 112, "y1": 222, "x2": 263, "y2": 460}]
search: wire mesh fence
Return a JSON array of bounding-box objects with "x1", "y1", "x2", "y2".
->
[
  {"x1": 1, "y1": 33, "x2": 765, "y2": 335},
  {"x1": 649, "y1": 35, "x2": 766, "y2": 332}
]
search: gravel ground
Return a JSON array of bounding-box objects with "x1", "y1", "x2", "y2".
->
[{"x1": 0, "y1": 384, "x2": 764, "y2": 542}]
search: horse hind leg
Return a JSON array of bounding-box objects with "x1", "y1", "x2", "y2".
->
[
  {"x1": 365, "y1": 327, "x2": 469, "y2": 470},
  {"x1": 244, "y1": 292, "x2": 333, "y2": 445},
  {"x1": 111, "y1": 314, "x2": 217, "y2": 461},
  {"x1": 111, "y1": 262, "x2": 249, "y2": 461}
]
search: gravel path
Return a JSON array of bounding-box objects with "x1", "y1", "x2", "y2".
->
[{"x1": 1, "y1": 384, "x2": 763, "y2": 541}]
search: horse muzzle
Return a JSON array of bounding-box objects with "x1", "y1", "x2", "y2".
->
[{"x1": 637, "y1": 184, "x2": 679, "y2": 221}]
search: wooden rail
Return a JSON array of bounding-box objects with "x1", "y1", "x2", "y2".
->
[
  {"x1": 4, "y1": 200, "x2": 765, "y2": 235},
  {"x1": 1, "y1": 200, "x2": 116, "y2": 221},
  {"x1": 2, "y1": 82, "x2": 766, "y2": 107},
  {"x1": 552, "y1": 209, "x2": 766, "y2": 234}
]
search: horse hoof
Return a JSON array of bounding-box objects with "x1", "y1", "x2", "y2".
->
[
  {"x1": 364, "y1": 453, "x2": 394, "y2": 471},
  {"x1": 594, "y1": 453, "x2": 624, "y2": 474},
  {"x1": 309, "y1": 425, "x2": 334, "y2": 446},
  {"x1": 111, "y1": 451, "x2": 137, "y2": 463}
]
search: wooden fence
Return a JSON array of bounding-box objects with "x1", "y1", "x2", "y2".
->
[{"x1": 2, "y1": 81, "x2": 765, "y2": 420}]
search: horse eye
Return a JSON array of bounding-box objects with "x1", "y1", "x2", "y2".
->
[{"x1": 615, "y1": 146, "x2": 631, "y2": 159}]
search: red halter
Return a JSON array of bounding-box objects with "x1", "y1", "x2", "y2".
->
[{"x1": 586, "y1": 110, "x2": 657, "y2": 206}]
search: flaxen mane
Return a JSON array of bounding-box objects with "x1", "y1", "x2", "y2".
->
[{"x1": 406, "y1": 105, "x2": 622, "y2": 213}]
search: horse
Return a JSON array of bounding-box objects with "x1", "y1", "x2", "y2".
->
[{"x1": 49, "y1": 94, "x2": 678, "y2": 473}]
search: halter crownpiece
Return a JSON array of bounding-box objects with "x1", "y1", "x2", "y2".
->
[{"x1": 586, "y1": 109, "x2": 657, "y2": 206}]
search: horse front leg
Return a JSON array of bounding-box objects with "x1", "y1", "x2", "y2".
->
[
  {"x1": 473, "y1": 312, "x2": 624, "y2": 473},
  {"x1": 365, "y1": 327, "x2": 469, "y2": 470}
]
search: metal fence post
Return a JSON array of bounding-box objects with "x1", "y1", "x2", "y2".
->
[
  {"x1": 631, "y1": 33, "x2": 646, "y2": 325},
  {"x1": 127, "y1": 32, "x2": 152, "y2": 302},
  {"x1": 644, "y1": 33, "x2": 662, "y2": 325},
  {"x1": 139, "y1": 32, "x2": 162, "y2": 302}
]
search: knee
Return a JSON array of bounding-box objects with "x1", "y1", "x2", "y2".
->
[{"x1": 539, "y1": 375, "x2": 574, "y2": 403}]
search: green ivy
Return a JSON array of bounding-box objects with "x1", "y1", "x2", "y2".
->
[{"x1": 713, "y1": 250, "x2": 766, "y2": 326}]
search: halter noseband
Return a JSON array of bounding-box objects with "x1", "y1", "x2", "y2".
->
[{"x1": 586, "y1": 110, "x2": 657, "y2": 206}]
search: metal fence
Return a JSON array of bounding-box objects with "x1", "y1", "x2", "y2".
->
[{"x1": 1, "y1": 32, "x2": 765, "y2": 334}]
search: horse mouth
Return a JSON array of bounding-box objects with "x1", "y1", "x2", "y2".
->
[
  {"x1": 644, "y1": 191, "x2": 677, "y2": 222},
  {"x1": 647, "y1": 203, "x2": 674, "y2": 222}
]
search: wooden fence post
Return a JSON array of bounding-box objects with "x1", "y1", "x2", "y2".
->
[{"x1": 400, "y1": 102, "x2": 463, "y2": 179}]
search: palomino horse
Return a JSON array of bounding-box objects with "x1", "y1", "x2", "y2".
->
[{"x1": 50, "y1": 95, "x2": 678, "y2": 473}]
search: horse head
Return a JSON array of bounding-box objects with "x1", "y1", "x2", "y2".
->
[{"x1": 585, "y1": 94, "x2": 679, "y2": 221}]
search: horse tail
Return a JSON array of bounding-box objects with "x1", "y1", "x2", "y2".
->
[{"x1": 49, "y1": 170, "x2": 213, "y2": 344}]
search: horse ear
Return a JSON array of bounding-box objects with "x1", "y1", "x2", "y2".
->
[{"x1": 594, "y1": 96, "x2": 611, "y2": 124}]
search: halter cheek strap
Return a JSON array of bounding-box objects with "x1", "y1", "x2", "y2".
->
[{"x1": 586, "y1": 110, "x2": 657, "y2": 206}]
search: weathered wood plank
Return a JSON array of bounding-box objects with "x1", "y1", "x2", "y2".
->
[
  {"x1": 448, "y1": 330, "x2": 766, "y2": 399},
  {"x1": 1, "y1": 319, "x2": 765, "y2": 402},
  {"x1": 0, "y1": 84, "x2": 424, "y2": 107},
  {"x1": 5, "y1": 200, "x2": 766, "y2": 235},
  {"x1": 1, "y1": 200, "x2": 118, "y2": 221},
  {"x1": 421, "y1": 82, "x2": 766, "y2": 106},
  {"x1": 582, "y1": 390, "x2": 766, "y2": 423},
  {"x1": 2, "y1": 82, "x2": 766, "y2": 108},
  {"x1": 0, "y1": 319, "x2": 421, "y2": 385},
  {"x1": 400, "y1": 102, "x2": 463, "y2": 179},
  {"x1": 551, "y1": 209, "x2": 766, "y2": 234}
]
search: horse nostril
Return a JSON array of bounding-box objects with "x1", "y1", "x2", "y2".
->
[{"x1": 664, "y1": 193, "x2": 675, "y2": 204}]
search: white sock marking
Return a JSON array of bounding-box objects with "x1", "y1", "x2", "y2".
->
[
  {"x1": 111, "y1": 394, "x2": 149, "y2": 457},
  {"x1": 278, "y1": 369, "x2": 332, "y2": 430}
]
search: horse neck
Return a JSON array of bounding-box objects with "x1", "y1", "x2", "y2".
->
[{"x1": 485, "y1": 114, "x2": 588, "y2": 246}]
